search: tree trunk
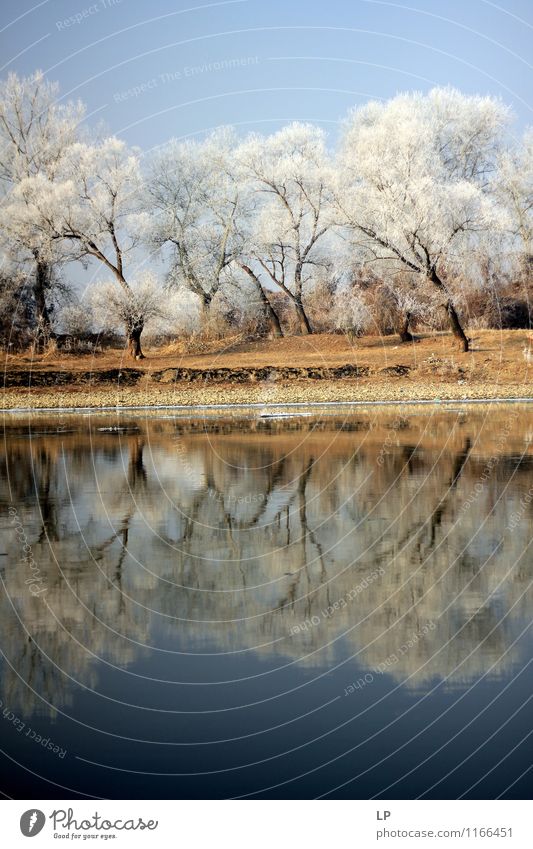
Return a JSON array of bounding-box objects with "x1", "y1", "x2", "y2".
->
[
  {"x1": 255, "y1": 283, "x2": 283, "y2": 338},
  {"x1": 428, "y1": 270, "x2": 469, "y2": 352},
  {"x1": 398, "y1": 311, "x2": 415, "y2": 343},
  {"x1": 294, "y1": 298, "x2": 312, "y2": 335},
  {"x1": 445, "y1": 300, "x2": 469, "y2": 352},
  {"x1": 239, "y1": 264, "x2": 283, "y2": 338},
  {"x1": 294, "y1": 264, "x2": 312, "y2": 335},
  {"x1": 127, "y1": 323, "x2": 145, "y2": 360},
  {"x1": 33, "y1": 259, "x2": 54, "y2": 351},
  {"x1": 198, "y1": 291, "x2": 212, "y2": 331},
  {"x1": 263, "y1": 300, "x2": 283, "y2": 338},
  {"x1": 521, "y1": 252, "x2": 533, "y2": 284}
]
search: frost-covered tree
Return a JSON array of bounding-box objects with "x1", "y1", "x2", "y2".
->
[
  {"x1": 58, "y1": 278, "x2": 196, "y2": 349},
  {"x1": 89, "y1": 274, "x2": 168, "y2": 345},
  {"x1": 148, "y1": 134, "x2": 227, "y2": 299},
  {"x1": 0, "y1": 72, "x2": 84, "y2": 347},
  {"x1": 496, "y1": 128, "x2": 533, "y2": 282},
  {"x1": 238, "y1": 123, "x2": 336, "y2": 335},
  {"x1": 147, "y1": 130, "x2": 238, "y2": 313},
  {"x1": 147, "y1": 129, "x2": 283, "y2": 338},
  {"x1": 12, "y1": 137, "x2": 149, "y2": 358},
  {"x1": 337, "y1": 89, "x2": 510, "y2": 351}
]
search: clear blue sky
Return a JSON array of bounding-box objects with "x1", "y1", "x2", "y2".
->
[{"x1": 1, "y1": 0, "x2": 532, "y2": 150}]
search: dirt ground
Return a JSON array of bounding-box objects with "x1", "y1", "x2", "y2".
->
[{"x1": 2, "y1": 329, "x2": 533, "y2": 409}]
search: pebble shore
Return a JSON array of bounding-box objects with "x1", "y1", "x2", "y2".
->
[{"x1": 2, "y1": 379, "x2": 533, "y2": 411}]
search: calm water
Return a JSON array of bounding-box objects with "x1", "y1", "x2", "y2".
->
[{"x1": 1, "y1": 406, "x2": 532, "y2": 799}]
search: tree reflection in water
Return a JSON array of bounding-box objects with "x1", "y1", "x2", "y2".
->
[{"x1": 1, "y1": 410, "x2": 531, "y2": 723}]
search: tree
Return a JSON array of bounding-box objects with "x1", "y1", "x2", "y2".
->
[
  {"x1": 236, "y1": 262, "x2": 284, "y2": 337},
  {"x1": 147, "y1": 131, "x2": 235, "y2": 314},
  {"x1": 13, "y1": 137, "x2": 149, "y2": 358},
  {"x1": 147, "y1": 128, "x2": 284, "y2": 339},
  {"x1": 0, "y1": 71, "x2": 84, "y2": 348},
  {"x1": 237, "y1": 123, "x2": 336, "y2": 335},
  {"x1": 496, "y1": 128, "x2": 533, "y2": 283},
  {"x1": 90, "y1": 274, "x2": 168, "y2": 348},
  {"x1": 337, "y1": 88, "x2": 510, "y2": 351}
]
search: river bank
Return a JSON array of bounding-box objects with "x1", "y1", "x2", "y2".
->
[{"x1": 2, "y1": 329, "x2": 532, "y2": 410}]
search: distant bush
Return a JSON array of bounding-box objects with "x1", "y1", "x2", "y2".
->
[
  {"x1": 462, "y1": 282, "x2": 533, "y2": 330},
  {"x1": 491, "y1": 297, "x2": 532, "y2": 329}
]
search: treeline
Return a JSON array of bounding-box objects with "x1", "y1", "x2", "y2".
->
[{"x1": 0, "y1": 72, "x2": 531, "y2": 357}]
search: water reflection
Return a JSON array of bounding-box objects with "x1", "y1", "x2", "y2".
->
[{"x1": 1, "y1": 409, "x2": 532, "y2": 798}]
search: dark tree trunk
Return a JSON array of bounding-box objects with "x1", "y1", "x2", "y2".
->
[
  {"x1": 256, "y1": 284, "x2": 283, "y2": 338},
  {"x1": 33, "y1": 260, "x2": 54, "y2": 351},
  {"x1": 197, "y1": 291, "x2": 212, "y2": 329},
  {"x1": 127, "y1": 323, "x2": 145, "y2": 360},
  {"x1": 239, "y1": 264, "x2": 283, "y2": 338},
  {"x1": 428, "y1": 270, "x2": 469, "y2": 352},
  {"x1": 294, "y1": 298, "x2": 312, "y2": 335},
  {"x1": 445, "y1": 300, "x2": 469, "y2": 352},
  {"x1": 294, "y1": 265, "x2": 312, "y2": 335},
  {"x1": 264, "y1": 299, "x2": 284, "y2": 338},
  {"x1": 398, "y1": 311, "x2": 415, "y2": 343}
]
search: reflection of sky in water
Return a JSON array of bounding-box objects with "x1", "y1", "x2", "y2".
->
[{"x1": 0, "y1": 410, "x2": 532, "y2": 799}]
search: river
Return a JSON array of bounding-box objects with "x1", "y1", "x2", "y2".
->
[{"x1": 1, "y1": 406, "x2": 532, "y2": 798}]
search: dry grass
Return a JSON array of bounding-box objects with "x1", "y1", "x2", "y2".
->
[{"x1": 155, "y1": 331, "x2": 249, "y2": 358}]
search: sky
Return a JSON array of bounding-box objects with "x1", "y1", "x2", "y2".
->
[{"x1": 1, "y1": 0, "x2": 532, "y2": 155}]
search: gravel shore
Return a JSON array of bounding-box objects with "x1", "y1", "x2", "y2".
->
[{"x1": 2, "y1": 379, "x2": 533, "y2": 411}]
